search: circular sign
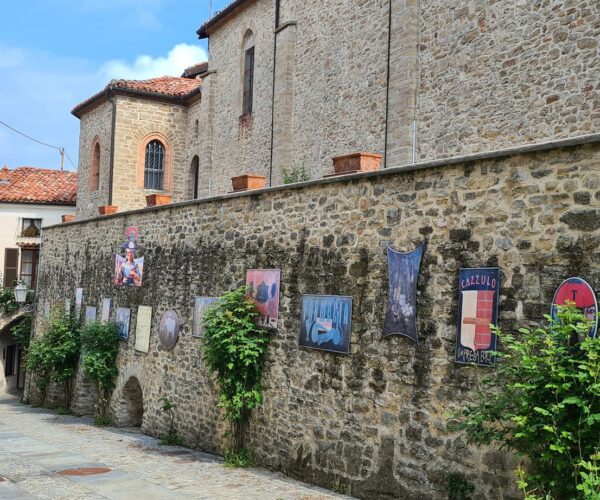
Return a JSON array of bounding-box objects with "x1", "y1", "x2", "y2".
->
[
  {"x1": 551, "y1": 277, "x2": 598, "y2": 339},
  {"x1": 158, "y1": 310, "x2": 179, "y2": 349}
]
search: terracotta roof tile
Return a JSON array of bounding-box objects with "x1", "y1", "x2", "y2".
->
[
  {"x1": 72, "y1": 75, "x2": 202, "y2": 117},
  {"x1": 0, "y1": 166, "x2": 77, "y2": 205}
]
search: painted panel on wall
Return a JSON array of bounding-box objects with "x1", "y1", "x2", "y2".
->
[
  {"x1": 455, "y1": 268, "x2": 500, "y2": 367},
  {"x1": 193, "y1": 297, "x2": 218, "y2": 338},
  {"x1": 383, "y1": 243, "x2": 425, "y2": 343},
  {"x1": 114, "y1": 227, "x2": 144, "y2": 287},
  {"x1": 85, "y1": 306, "x2": 97, "y2": 325},
  {"x1": 116, "y1": 307, "x2": 131, "y2": 341},
  {"x1": 299, "y1": 295, "x2": 352, "y2": 354},
  {"x1": 159, "y1": 310, "x2": 179, "y2": 349},
  {"x1": 551, "y1": 277, "x2": 598, "y2": 340},
  {"x1": 75, "y1": 288, "x2": 83, "y2": 318},
  {"x1": 101, "y1": 298, "x2": 111, "y2": 322},
  {"x1": 135, "y1": 306, "x2": 152, "y2": 352},
  {"x1": 246, "y1": 269, "x2": 281, "y2": 329}
]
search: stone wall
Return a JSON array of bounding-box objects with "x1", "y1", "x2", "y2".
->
[
  {"x1": 112, "y1": 96, "x2": 190, "y2": 211},
  {"x1": 29, "y1": 137, "x2": 600, "y2": 498},
  {"x1": 76, "y1": 101, "x2": 113, "y2": 219},
  {"x1": 416, "y1": 0, "x2": 600, "y2": 160}
]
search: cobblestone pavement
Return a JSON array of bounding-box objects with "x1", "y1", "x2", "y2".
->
[{"x1": 0, "y1": 395, "x2": 350, "y2": 500}]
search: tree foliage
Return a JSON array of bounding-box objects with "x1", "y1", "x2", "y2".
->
[
  {"x1": 201, "y1": 286, "x2": 270, "y2": 451},
  {"x1": 454, "y1": 303, "x2": 600, "y2": 498},
  {"x1": 11, "y1": 313, "x2": 32, "y2": 350}
]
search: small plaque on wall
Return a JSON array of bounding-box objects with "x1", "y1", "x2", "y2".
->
[
  {"x1": 116, "y1": 307, "x2": 131, "y2": 341},
  {"x1": 135, "y1": 306, "x2": 152, "y2": 353},
  {"x1": 101, "y1": 298, "x2": 111, "y2": 322},
  {"x1": 159, "y1": 310, "x2": 179, "y2": 349}
]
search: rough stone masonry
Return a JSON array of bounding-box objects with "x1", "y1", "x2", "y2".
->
[{"x1": 29, "y1": 136, "x2": 600, "y2": 499}]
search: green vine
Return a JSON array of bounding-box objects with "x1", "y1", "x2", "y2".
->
[
  {"x1": 201, "y1": 286, "x2": 270, "y2": 456},
  {"x1": 452, "y1": 303, "x2": 600, "y2": 498},
  {"x1": 26, "y1": 309, "x2": 80, "y2": 407},
  {"x1": 11, "y1": 313, "x2": 32, "y2": 351},
  {"x1": 81, "y1": 321, "x2": 119, "y2": 419},
  {"x1": 159, "y1": 396, "x2": 183, "y2": 445}
]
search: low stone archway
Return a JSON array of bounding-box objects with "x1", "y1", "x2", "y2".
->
[{"x1": 115, "y1": 376, "x2": 144, "y2": 427}]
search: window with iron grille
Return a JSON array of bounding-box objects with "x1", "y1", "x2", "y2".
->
[{"x1": 144, "y1": 140, "x2": 165, "y2": 190}]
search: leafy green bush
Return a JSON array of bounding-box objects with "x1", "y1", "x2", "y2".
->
[
  {"x1": 81, "y1": 321, "x2": 119, "y2": 419},
  {"x1": 282, "y1": 165, "x2": 310, "y2": 184},
  {"x1": 446, "y1": 472, "x2": 475, "y2": 500},
  {"x1": 201, "y1": 286, "x2": 270, "y2": 453},
  {"x1": 0, "y1": 287, "x2": 19, "y2": 315},
  {"x1": 454, "y1": 303, "x2": 600, "y2": 498},
  {"x1": 224, "y1": 447, "x2": 254, "y2": 468},
  {"x1": 26, "y1": 309, "x2": 80, "y2": 406}
]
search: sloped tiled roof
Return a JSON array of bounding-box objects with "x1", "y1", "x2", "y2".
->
[
  {"x1": 72, "y1": 75, "x2": 202, "y2": 118},
  {"x1": 197, "y1": 0, "x2": 256, "y2": 38},
  {"x1": 0, "y1": 166, "x2": 77, "y2": 205}
]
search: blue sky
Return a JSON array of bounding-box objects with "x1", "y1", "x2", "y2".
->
[{"x1": 0, "y1": 0, "x2": 231, "y2": 170}]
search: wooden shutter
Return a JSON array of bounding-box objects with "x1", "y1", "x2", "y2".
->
[{"x1": 4, "y1": 248, "x2": 18, "y2": 287}]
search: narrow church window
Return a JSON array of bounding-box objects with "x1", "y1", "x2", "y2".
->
[
  {"x1": 89, "y1": 140, "x2": 100, "y2": 192},
  {"x1": 191, "y1": 155, "x2": 200, "y2": 199},
  {"x1": 242, "y1": 30, "x2": 255, "y2": 115},
  {"x1": 144, "y1": 140, "x2": 165, "y2": 190}
]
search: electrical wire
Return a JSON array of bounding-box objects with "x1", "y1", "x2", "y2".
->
[{"x1": 0, "y1": 119, "x2": 77, "y2": 169}]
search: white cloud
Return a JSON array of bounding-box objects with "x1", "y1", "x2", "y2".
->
[{"x1": 99, "y1": 43, "x2": 208, "y2": 81}]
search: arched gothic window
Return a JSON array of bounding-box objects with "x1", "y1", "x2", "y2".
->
[
  {"x1": 144, "y1": 140, "x2": 165, "y2": 190},
  {"x1": 242, "y1": 30, "x2": 255, "y2": 115},
  {"x1": 89, "y1": 139, "x2": 100, "y2": 192}
]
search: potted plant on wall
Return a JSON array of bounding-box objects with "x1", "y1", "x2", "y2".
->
[
  {"x1": 330, "y1": 152, "x2": 382, "y2": 176},
  {"x1": 98, "y1": 205, "x2": 118, "y2": 216},
  {"x1": 231, "y1": 174, "x2": 266, "y2": 192},
  {"x1": 145, "y1": 193, "x2": 172, "y2": 207}
]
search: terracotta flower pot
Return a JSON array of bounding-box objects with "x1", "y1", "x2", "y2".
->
[
  {"x1": 330, "y1": 152, "x2": 382, "y2": 176},
  {"x1": 231, "y1": 174, "x2": 266, "y2": 192},
  {"x1": 98, "y1": 205, "x2": 118, "y2": 215},
  {"x1": 146, "y1": 194, "x2": 172, "y2": 207},
  {"x1": 61, "y1": 215, "x2": 76, "y2": 223}
]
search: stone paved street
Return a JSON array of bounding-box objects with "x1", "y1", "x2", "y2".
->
[{"x1": 0, "y1": 395, "x2": 349, "y2": 500}]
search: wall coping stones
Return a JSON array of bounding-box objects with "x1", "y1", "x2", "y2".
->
[{"x1": 51, "y1": 132, "x2": 600, "y2": 230}]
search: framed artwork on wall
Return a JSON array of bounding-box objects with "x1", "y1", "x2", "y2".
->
[
  {"x1": 193, "y1": 297, "x2": 218, "y2": 338},
  {"x1": 116, "y1": 307, "x2": 131, "y2": 341},
  {"x1": 299, "y1": 295, "x2": 352, "y2": 354},
  {"x1": 455, "y1": 268, "x2": 500, "y2": 367},
  {"x1": 383, "y1": 243, "x2": 425, "y2": 343},
  {"x1": 246, "y1": 269, "x2": 281, "y2": 329},
  {"x1": 159, "y1": 310, "x2": 179, "y2": 349},
  {"x1": 551, "y1": 277, "x2": 598, "y2": 340}
]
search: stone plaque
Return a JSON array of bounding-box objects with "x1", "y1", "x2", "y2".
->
[
  {"x1": 135, "y1": 306, "x2": 152, "y2": 353},
  {"x1": 159, "y1": 310, "x2": 179, "y2": 349}
]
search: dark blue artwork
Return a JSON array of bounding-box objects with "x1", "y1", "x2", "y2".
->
[
  {"x1": 300, "y1": 295, "x2": 352, "y2": 354},
  {"x1": 455, "y1": 268, "x2": 500, "y2": 367},
  {"x1": 383, "y1": 243, "x2": 425, "y2": 342}
]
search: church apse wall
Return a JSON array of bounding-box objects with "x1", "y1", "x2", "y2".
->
[{"x1": 29, "y1": 138, "x2": 600, "y2": 498}]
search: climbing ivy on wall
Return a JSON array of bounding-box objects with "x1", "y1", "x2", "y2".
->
[
  {"x1": 201, "y1": 286, "x2": 270, "y2": 456},
  {"x1": 81, "y1": 321, "x2": 120, "y2": 419},
  {"x1": 26, "y1": 309, "x2": 80, "y2": 407}
]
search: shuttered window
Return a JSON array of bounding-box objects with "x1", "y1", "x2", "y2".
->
[
  {"x1": 3, "y1": 248, "x2": 18, "y2": 287},
  {"x1": 243, "y1": 46, "x2": 255, "y2": 115},
  {"x1": 19, "y1": 248, "x2": 39, "y2": 288}
]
